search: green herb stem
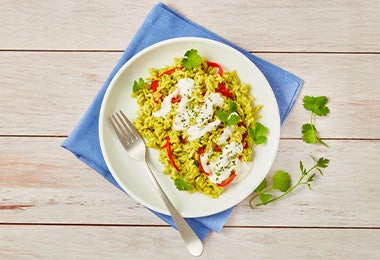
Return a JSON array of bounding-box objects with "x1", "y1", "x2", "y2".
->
[{"x1": 250, "y1": 160, "x2": 322, "y2": 208}]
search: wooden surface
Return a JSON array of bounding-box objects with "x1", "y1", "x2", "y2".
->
[{"x1": 1, "y1": 1, "x2": 379, "y2": 259}]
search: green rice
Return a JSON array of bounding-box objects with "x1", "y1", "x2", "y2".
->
[{"x1": 132, "y1": 56, "x2": 262, "y2": 198}]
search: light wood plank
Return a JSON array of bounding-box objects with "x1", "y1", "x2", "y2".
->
[
  {"x1": 0, "y1": 52, "x2": 379, "y2": 137},
  {"x1": 1, "y1": 137, "x2": 379, "y2": 228},
  {"x1": 0, "y1": 225, "x2": 378, "y2": 259},
  {"x1": 0, "y1": 0, "x2": 379, "y2": 52}
]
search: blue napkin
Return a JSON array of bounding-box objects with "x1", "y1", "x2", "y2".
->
[{"x1": 62, "y1": 2, "x2": 303, "y2": 240}]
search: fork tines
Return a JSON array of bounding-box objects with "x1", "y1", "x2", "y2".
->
[{"x1": 108, "y1": 111, "x2": 139, "y2": 147}]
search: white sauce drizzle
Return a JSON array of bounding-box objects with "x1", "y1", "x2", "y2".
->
[
  {"x1": 217, "y1": 125, "x2": 234, "y2": 145},
  {"x1": 152, "y1": 77, "x2": 251, "y2": 185},
  {"x1": 201, "y1": 142, "x2": 244, "y2": 183}
]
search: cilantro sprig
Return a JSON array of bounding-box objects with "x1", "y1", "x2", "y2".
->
[
  {"x1": 181, "y1": 49, "x2": 202, "y2": 71},
  {"x1": 302, "y1": 95, "x2": 330, "y2": 147},
  {"x1": 174, "y1": 178, "x2": 192, "y2": 191},
  {"x1": 249, "y1": 156, "x2": 330, "y2": 207},
  {"x1": 249, "y1": 122, "x2": 269, "y2": 145},
  {"x1": 132, "y1": 77, "x2": 148, "y2": 93},
  {"x1": 216, "y1": 99, "x2": 240, "y2": 126},
  {"x1": 249, "y1": 95, "x2": 331, "y2": 209}
]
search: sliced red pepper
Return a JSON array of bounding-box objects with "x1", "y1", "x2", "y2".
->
[
  {"x1": 198, "y1": 147, "x2": 210, "y2": 176},
  {"x1": 151, "y1": 80, "x2": 158, "y2": 92},
  {"x1": 216, "y1": 171, "x2": 237, "y2": 187},
  {"x1": 151, "y1": 67, "x2": 180, "y2": 104},
  {"x1": 206, "y1": 61, "x2": 234, "y2": 99},
  {"x1": 161, "y1": 136, "x2": 180, "y2": 171},
  {"x1": 241, "y1": 132, "x2": 249, "y2": 149},
  {"x1": 171, "y1": 95, "x2": 182, "y2": 103},
  {"x1": 179, "y1": 136, "x2": 187, "y2": 143},
  {"x1": 214, "y1": 145, "x2": 221, "y2": 152},
  {"x1": 150, "y1": 80, "x2": 160, "y2": 104},
  {"x1": 159, "y1": 67, "x2": 178, "y2": 77},
  {"x1": 215, "y1": 82, "x2": 234, "y2": 99},
  {"x1": 207, "y1": 61, "x2": 224, "y2": 76}
]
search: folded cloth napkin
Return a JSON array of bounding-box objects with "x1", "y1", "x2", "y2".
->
[{"x1": 62, "y1": 2, "x2": 303, "y2": 240}]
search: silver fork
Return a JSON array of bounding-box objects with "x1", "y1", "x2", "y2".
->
[{"x1": 108, "y1": 110, "x2": 204, "y2": 257}]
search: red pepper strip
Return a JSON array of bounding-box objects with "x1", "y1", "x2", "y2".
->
[
  {"x1": 151, "y1": 80, "x2": 159, "y2": 92},
  {"x1": 179, "y1": 136, "x2": 187, "y2": 143},
  {"x1": 159, "y1": 67, "x2": 178, "y2": 77},
  {"x1": 242, "y1": 132, "x2": 249, "y2": 149},
  {"x1": 151, "y1": 67, "x2": 180, "y2": 104},
  {"x1": 161, "y1": 136, "x2": 180, "y2": 171},
  {"x1": 206, "y1": 61, "x2": 224, "y2": 76},
  {"x1": 198, "y1": 147, "x2": 210, "y2": 176},
  {"x1": 215, "y1": 82, "x2": 234, "y2": 99},
  {"x1": 216, "y1": 171, "x2": 237, "y2": 187},
  {"x1": 171, "y1": 95, "x2": 182, "y2": 103},
  {"x1": 150, "y1": 80, "x2": 160, "y2": 104}
]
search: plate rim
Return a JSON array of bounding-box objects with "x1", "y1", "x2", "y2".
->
[{"x1": 99, "y1": 36, "x2": 280, "y2": 217}]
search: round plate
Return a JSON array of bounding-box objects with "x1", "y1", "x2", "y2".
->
[{"x1": 99, "y1": 37, "x2": 280, "y2": 218}]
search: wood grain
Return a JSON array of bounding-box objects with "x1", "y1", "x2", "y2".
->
[
  {"x1": 0, "y1": 225, "x2": 378, "y2": 259},
  {"x1": 0, "y1": 52, "x2": 379, "y2": 137},
  {"x1": 1, "y1": 137, "x2": 379, "y2": 228},
  {"x1": 0, "y1": 0, "x2": 378, "y2": 52},
  {"x1": 1, "y1": 0, "x2": 379, "y2": 258}
]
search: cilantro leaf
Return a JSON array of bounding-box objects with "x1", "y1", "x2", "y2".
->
[
  {"x1": 306, "y1": 174, "x2": 316, "y2": 189},
  {"x1": 181, "y1": 49, "x2": 202, "y2": 70},
  {"x1": 303, "y1": 96, "x2": 330, "y2": 117},
  {"x1": 272, "y1": 170, "x2": 291, "y2": 192},
  {"x1": 227, "y1": 99, "x2": 237, "y2": 114},
  {"x1": 227, "y1": 113, "x2": 239, "y2": 126},
  {"x1": 259, "y1": 193, "x2": 272, "y2": 205},
  {"x1": 248, "y1": 122, "x2": 268, "y2": 145},
  {"x1": 301, "y1": 95, "x2": 330, "y2": 147},
  {"x1": 216, "y1": 100, "x2": 240, "y2": 126},
  {"x1": 215, "y1": 110, "x2": 228, "y2": 123},
  {"x1": 132, "y1": 77, "x2": 147, "y2": 93},
  {"x1": 254, "y1": 179, "x2": 268, "y2": 193},
  {"x1": 301, "y1": 123, "x2": 318, "y2": 144},
  {"x1": 316, "y1": 157, "x2": 330, "y2": 168},
  {"x1": 174, "y1": 178, "x2": 192, "y2": 191}
]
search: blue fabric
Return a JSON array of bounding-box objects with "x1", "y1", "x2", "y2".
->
[{"x1": 61, "y1": 2, "x2": 303, "y2": 240}]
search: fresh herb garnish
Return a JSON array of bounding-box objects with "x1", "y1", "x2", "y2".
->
[
  {"x1": 249, "y1": 95, "x2": 331, "y2": 209},
  {"x1": 248, "y1": 122, "x2": 268, "y2": 145},
  {"x1": 181, "y1": 49, "x2": 202, "y2": 71},
  {"x1": 132, "y1": 77, "x2": 147, "y2": 93},
  {"x1": 302, "y1": 95, "x2": 330, "y2": 147},
  {"x1": 174, "y1": 178, "x2": 192, "y2": 191},
  {"x1": 249, "y1": 156, "x2": 330, "y2": 207},
  {"x1": 216, "y1": 99, "x2": 240, "y2": 126}
]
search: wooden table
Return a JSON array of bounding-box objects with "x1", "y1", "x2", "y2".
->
[{"x1": 1, "y1": 1, "x2": 379, "y2": 258}]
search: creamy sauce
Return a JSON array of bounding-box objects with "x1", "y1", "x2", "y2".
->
[
  {"x1": 201, "y1": 142, "x2": 245, "y2": 183},
  {"x1": 153, "y1": 78, "x2": 224, "y2": 139},
  {"x1": 217, "y1": 125, "x2": 234, "y2": 145},
  {"x1": 173, "y1": 78, "x2": 197, "y2": 130},
  {"x1": 152, "y1": 77, "x2": 251, "y2": 185},
  {"x1": 187, "y1": 119, "x2": 221, "y2": 140},
  {"x1": 196, "y1": 93, "x2": 224, "y2": 126}
]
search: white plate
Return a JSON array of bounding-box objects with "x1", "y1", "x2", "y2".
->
[{"x1": 99, "y1": 37, "x2": 280, "y2": 218}]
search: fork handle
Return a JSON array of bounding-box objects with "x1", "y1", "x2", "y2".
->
[{"x1": 141, "y1": 161, "x2": 204, "y2": 257}]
